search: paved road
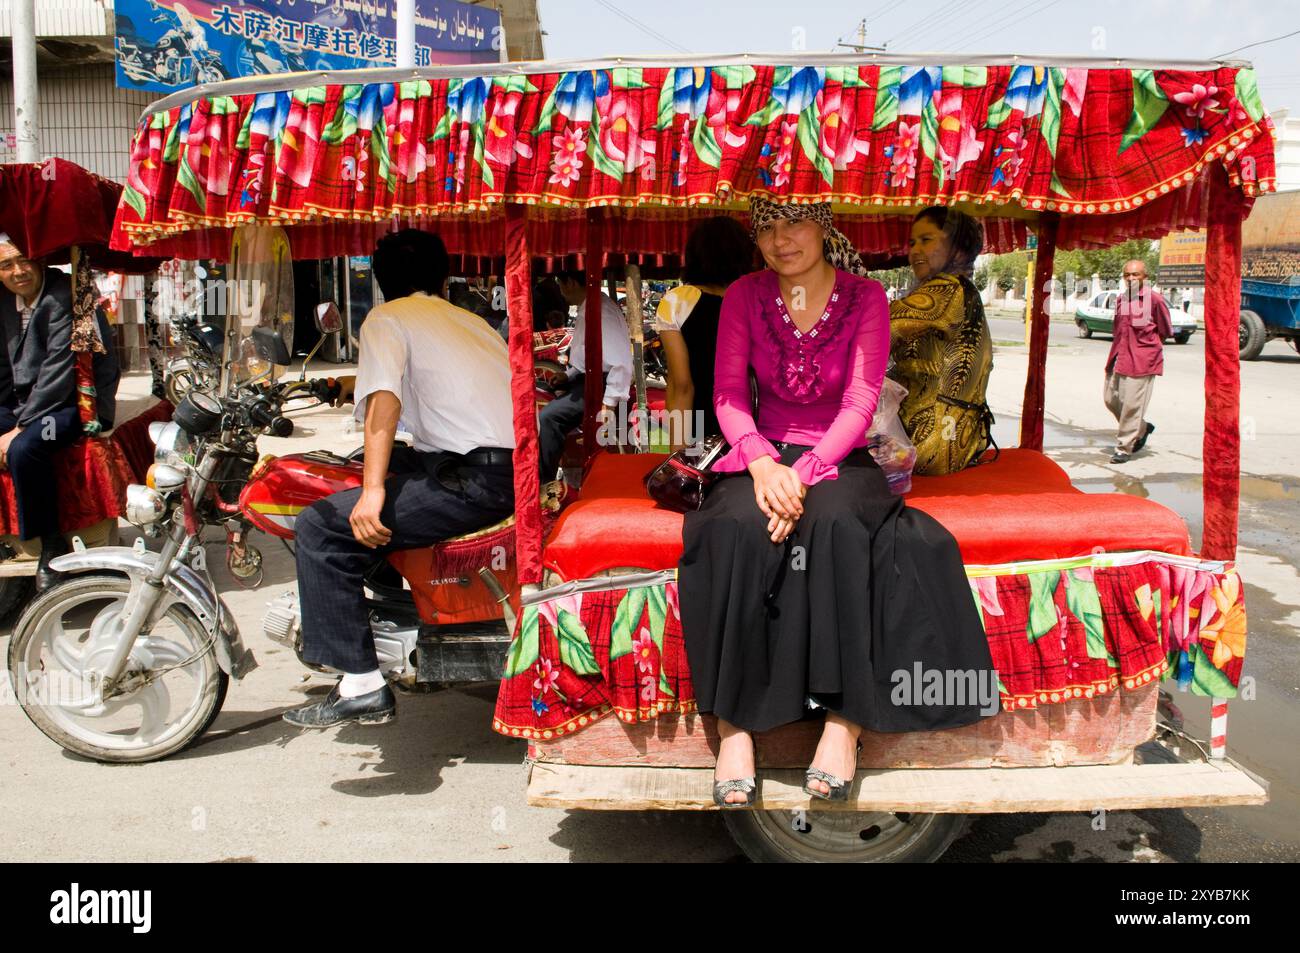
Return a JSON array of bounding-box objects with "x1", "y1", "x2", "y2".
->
[{"x1": 0, "y1": 332, "x2": 1296, "y2": 862}]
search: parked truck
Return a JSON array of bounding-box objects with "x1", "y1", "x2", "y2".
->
[
  {"x1": 1238, "y1": 189, "x2": 1300, "y2": 360},
  {"x1": 1159, "y1": 189, "x2": 1300, "y2": 360}
]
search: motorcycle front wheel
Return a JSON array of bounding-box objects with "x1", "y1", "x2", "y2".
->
[
  {"x1": 164, "y1": 359, "x2": 198, "y2": 406},
  {"x1": 6, "y1": 575, "x2": 228, "y2": 763}
]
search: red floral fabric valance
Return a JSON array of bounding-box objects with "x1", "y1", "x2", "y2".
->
[
  {"x1": 112, "y1": 60, "x2": 1277, "y2": 259},
  {"x1": 492, "y1": 553, "x2": 1247, "y2": 741}
]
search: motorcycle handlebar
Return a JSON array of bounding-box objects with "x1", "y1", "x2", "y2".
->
[
  {"x1": 230, "y1": 376, "x2": 339, "y2": 436},
  {"x1": 248, "y1": 402, "x2": 294, "y2": 438}
]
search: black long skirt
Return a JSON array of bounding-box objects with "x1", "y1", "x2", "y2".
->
[{"x1": 679, "y1": 444, "x2": 997, "y2": 734}]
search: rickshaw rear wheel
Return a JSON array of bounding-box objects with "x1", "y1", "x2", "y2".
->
[{"x1": 725, "y1": 807, "x2": 968, "y2": 863}]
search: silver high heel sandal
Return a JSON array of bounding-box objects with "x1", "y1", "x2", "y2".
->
[
  {"x1": 804, "y1": 740, "x2": 862, "y2": 802},
  {"x1": 712, "y1": 776, "x2": 757, "y2": 809}
]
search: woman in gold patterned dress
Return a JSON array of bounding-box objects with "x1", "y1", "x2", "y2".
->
[{"x1": 889, "y1": 207, "x2": 994, "y2": 476}]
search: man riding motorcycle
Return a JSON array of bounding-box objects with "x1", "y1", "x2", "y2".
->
[{"x1": 282, "y1": 230, "x2": 516, "y2": 730}]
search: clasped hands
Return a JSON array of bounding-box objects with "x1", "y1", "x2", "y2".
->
[{"x1": 748, "y1": 456, "x2": 805, "y2": 544}]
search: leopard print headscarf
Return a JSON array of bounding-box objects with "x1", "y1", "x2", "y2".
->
[{"x1": 747, "y1": 197, "x2": 868, "y2": 277}]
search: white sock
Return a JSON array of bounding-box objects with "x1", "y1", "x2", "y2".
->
[{"x1": 338, "y1": 669, "x2": 386, "y2": 698}]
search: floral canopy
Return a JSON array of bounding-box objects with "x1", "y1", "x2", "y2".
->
[{"x1": 110, "y1": 54, "x2": 1277, "y2": 260}]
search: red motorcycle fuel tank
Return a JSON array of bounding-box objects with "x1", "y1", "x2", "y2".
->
[{"x1": 239, "y1": 451, "x2": 363, "y2": 539}]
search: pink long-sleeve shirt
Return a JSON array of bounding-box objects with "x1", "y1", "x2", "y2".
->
[{"x1": 711, "y1": 268, "x2": 891, "y2": 485}]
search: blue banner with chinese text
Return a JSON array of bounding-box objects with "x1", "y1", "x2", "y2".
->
[{"x1": 115, "y1": 0, "x2": 502, "y2": 94}]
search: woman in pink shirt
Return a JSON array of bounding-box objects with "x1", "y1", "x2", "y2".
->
[{"x1": 678, "y1": 199, "x2": 994, "y2": 807}]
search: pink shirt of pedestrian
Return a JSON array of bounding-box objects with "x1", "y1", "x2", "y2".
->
[
  {"x1": 710, "y1": 268, "x2": 891, "y2": 486},
  {"x1": 1107, "y1": 288, "x2": 1174, "y2": 377}
]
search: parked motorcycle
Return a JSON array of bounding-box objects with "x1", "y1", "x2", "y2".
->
[
  {"x1": 164, "y1": 313, "x2": 224, "y2": 406},
  {"x1": 6, "y1": 307, "x2": 530, "y2": 763}
]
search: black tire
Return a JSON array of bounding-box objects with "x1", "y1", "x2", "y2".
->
[
  {"x1": 1239, "y1": 310, "x2": 1267, "y2": 361},
  {"x1": 724, "y1": 808, "x2": 968, "y2": 863},
  {"x1": 1174, "y1": 332, "x2": 1192, "y2": 345},
  {"x1": 1076, "y1": 321, "x2": 1093, "y2": 339},
  {"x1": 164, "y1": 359, "x2": 200, "y2": 406},
  {"x1": 0, "y1": 575, "x2": 35, "y2": 626},
  {"x1": 7, "y1": 575, "x2": 228, "y2": 763}
]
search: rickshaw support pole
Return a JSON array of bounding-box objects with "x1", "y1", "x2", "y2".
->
[
  {"x1": 1201, "y1": 165, "x2": 1245, "y2": 562},
  {"x1": 624, "y1": 263, "x2": 647, "y2": 451},
  {"x1": 504, "y1": 204, "x2": 544, "y2": 585},
  {"x1": 1019, "y1": 213, "x2": 1059, "y2": 451},
  {"x1": 583, "y1": 208, "x2": 606, "y2": 464}
]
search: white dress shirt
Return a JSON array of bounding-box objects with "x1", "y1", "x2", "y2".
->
[
  {"x1": 569, "y1": 292, "x2": 633, "y2": 406},
  {"x1": 353, "y1": 292, "x2": 515, "y2": 454},
  {"x1": 17, "y1": 273, "x2": 45, "y2": 335}
]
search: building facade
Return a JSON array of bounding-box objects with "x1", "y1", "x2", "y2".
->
[{"x1": 1, "y1": 0, "x2": 543, "y2": 182}]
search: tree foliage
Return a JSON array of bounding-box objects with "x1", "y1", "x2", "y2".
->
[{"x1": 978, "y1": 239, "x2": 1160, "y2": 295}]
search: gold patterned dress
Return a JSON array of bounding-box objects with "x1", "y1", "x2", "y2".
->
[{"x1": 889, "y1": 273, "x2": 994, "y2": 476}]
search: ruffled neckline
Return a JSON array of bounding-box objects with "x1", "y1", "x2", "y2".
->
[{"x1": 758, "y1": 270, "x2": 855, "y2": 403}]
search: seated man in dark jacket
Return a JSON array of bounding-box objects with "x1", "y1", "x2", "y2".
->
[{"x1": 0, "y1": 238, "x2": 120, "y2": 589}]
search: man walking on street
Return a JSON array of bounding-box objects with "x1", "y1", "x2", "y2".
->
[{"x1": 1104, "y1": 260, "x2": 1173, "y2": 464}]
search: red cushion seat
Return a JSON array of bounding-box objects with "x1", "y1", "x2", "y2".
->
[{"x1": 543, "y1": 449, "x2": 1192, "y2": 581}]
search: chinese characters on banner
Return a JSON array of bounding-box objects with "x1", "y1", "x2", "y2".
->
[{"x1": 115, "y1": 0, "x2": 502, "y2": 94}]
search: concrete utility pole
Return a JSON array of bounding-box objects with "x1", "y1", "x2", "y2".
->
[
  {"x1": 836, "y1": 18, "x2": 886, "y2": 53},
  {"x1": 11, "y1": 0, "x2": 41, "y2": 162},
  {"x1": 396, "y1": 0, "x2": 416, "y2": 68}
]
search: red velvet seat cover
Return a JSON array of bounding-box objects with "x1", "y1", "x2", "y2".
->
[{"x1": 543, "y1": 449, "x2": 1192, "y2": 581}]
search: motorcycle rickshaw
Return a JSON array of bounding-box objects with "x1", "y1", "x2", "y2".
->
[
  {"x1": 88, "y1": 52, "x2": 1271, "y2": 860},
  {"x1": 0, "y1": 159, "x2": 171, "y2": 620}
]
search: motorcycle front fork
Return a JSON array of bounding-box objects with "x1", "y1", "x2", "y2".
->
[
  {"x1": 96, "y1": 523, "x2": 189, "y2": 691},
  {"x1": 99, "y1": 457, "x2": 219, "y2": 688}
]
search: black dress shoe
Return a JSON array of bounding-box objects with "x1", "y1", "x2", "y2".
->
[
  {"x1": 1133, "y1": 421, "x2": 1155, "y2": 453},
  {"x1": 1110, "y1": 451, "x2": 1131, "y2": 464},
  {"x1": 35, "y1": 536, "x2": 70, "y2": 593},
  {"x1": 282, "y1": 684, "x2": 397, "y2": 729}
]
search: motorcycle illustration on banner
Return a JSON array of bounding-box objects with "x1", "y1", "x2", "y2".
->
[{"x1": 114, "y1": 0, "x2": 502, "y2": 94}]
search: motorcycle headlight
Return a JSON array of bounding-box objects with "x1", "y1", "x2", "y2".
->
[
  {"x1": 125, "y1": 484, "x2": 166, "y2": 526},
  {"x1": 153, "y1": 421, "x2": 196, "y2": 466}
]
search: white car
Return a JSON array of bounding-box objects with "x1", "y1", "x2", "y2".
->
[{"x1": 1074, "y1": 291, "x2": 1197, "y2": 343}]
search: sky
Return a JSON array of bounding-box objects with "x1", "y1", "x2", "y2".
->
[{"x1": 537, "y1": 0, "x2": 1300, "y2": 116}]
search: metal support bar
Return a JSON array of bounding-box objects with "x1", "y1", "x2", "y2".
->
[{"x1": 624, "y1": 264, "x2": 647, "y2": 451}]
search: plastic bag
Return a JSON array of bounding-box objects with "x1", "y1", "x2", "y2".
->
[{"x1": 866, "y1": 378, "x2": 916, "y2": 495}]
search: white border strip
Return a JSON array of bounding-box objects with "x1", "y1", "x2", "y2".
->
[{"x1": 138, "y1": 51, "x2": 1256, "y2": 119}]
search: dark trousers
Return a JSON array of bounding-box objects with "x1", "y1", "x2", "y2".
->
[
  {"x1": 294, "y1": 445, "x2": 514, "y2": 674},
  {"x1": 0, "y1": 404, "x2": 83, "y2": 541},
  {"x1": 538, "y1": 373, "x2": 628, "y2": 480},
  {"x1": 538, "y1": 375, "x2": 586, "y2": 480}
]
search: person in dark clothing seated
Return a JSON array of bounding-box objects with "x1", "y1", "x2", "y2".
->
[
  {"x1": 0, "y1": 238, "x2": 120, "y2": 591},
  {"x1": 654, "y1": 216, "x2": 754, "y2": 448}
]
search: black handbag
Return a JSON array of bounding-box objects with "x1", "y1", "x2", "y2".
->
[{"x1": 643, "y1": 434, "x2": 729, "y2": 513}]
